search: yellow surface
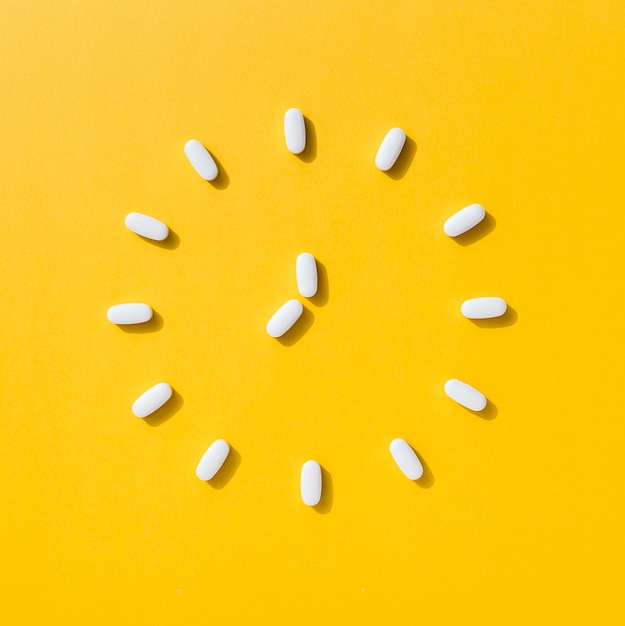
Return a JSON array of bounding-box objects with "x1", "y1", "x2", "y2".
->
[{"x1": 1, "y1": 1, "x2": 624, "y2": 623}]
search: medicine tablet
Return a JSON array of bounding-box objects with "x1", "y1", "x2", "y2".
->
[
  {"x1": 184, "y1": 139, "x2": 218, "y2": 181},
  {"x1": 107, "y1": 303, "x2": 153, "y2": 325},
  {"x1": 266, "y1": 299, "x2": 304, "y2": 338},
  {"x1": 132, "y1": 382, "x2": 173, "y2": 418},
  {"x1": 300, "y1": 460, "x2": 322, "y2": 506},
  {"x1": 461, "y1": 297, "x2": 507, "y2": 319},
  {"x1": 196, "y1": 439, "x2": 230, "y2": 481},
  {"x1": 375, "y1": 127, "x2": 406, "y2": 171},
  {"x1": 443, "y1": 204, "x2": 486, "y2": 237},
  {"x1": 390, "y1": 438, "x2": 423, "y2": 480},
  {"x1": 296, "y1": 253, "x2": 318, "y2": 298},
  {"x1": 444, "y1": 379, "x2": 487, "y2": 411},
  {"x1": 284, "y1": 108, "x2": 306, "y2": 155},
  {"x1": 125, "y1": 212, "x2": 169, "y2": 241}
]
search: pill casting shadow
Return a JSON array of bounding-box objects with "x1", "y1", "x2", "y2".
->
[
  {"x1": 143, "y1": 389, "x2": 184, "y2": 427},
  {"x1": 141, "y1": 229, "x2": 181, "y2": 251},
  {"x1": 415, "y1": 453, "x2": 435, "y2": 489},
  {"x1": 452, "y1": 212, "x2": 496, "y2": 246},
  {"x1": 296, "y1": 116, "x2": 317, "y2": 163},
  {"x1": 277, "y1": 306, "x2": 315, "y2": 347},
  {"x1": 207, "y1": 446, "x2": 241, "y2": 490},
  {"x1": 469, "y1": 306, "x2": 518, "y2": 329},
  {"x1": 468, "y1": 398, "x2": 498, "y2": 421},
  {"x1": 383, "y1": 136, "x2": 417, "y2": 181},
  {"x1": 313, "y1": 465, "x2": 333, "y2": 514},
  {"x1": 309, "y1": 260, "x2": 329, "y2": 307},
  {"x1": 208, "y1": 153, "x2": 230, "y2": 190},
  {"x1": 119, "y1": 310, "x2": 164, "y2": 334}
]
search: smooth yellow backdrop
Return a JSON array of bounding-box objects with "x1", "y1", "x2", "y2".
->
[{"x1": 1, "y1": 1, "x2": 624, "y2": 623}]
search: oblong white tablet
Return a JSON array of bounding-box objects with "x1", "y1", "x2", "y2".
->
[
  {"x1": 266, "y1": 299, "x2": 304, "y2": 338},
  {"x1": 375, "y1": 127, "x2": 406, "y2": 171},
  {"x1": 184, "y1": 139, "x2": 218, "y2": 181},
  {"x1": 443, "y1": 203, "x2": 486, "y2": 237},
  {"x1": 125, "y1": 212, "x2": 169, "y2": 241},
  {"x1": 444, "y1": 379, "x2": 487, "y2": 411},
  {"x1": 132, "y1": 382, "x2": 173, "y2": 418},
  {"x1": 107, "y1": 303, "x2": 153, "y2": 325},
  {"x1": 196, "y1": 439, "x2": 230, "y2": 481},
  {"x1": 461, "y1": 297, "x2": 507, "y2": 319},
  {"x1": 390, "y1": 438, "x2": 423, "y2": 480},
  {"x1": 301, "y1": 460, "x2": 322, "y2": 506},
  {"x1": 284, "y1": 108, "x2": 306, "y2": 155},
  {"x1": 296, "y1": 253, "x2": 317, "y2": 297}
]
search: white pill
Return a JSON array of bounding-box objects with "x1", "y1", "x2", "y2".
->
[
  {"x1": 196, "y1": 439, "x2": 230, "y2": 481},
  {"x1": 284, "y1": 108, "x2": 306, "y2": 155},
  {"x1": 296, "y1": 253, "x2": 318, "y2": 298},
  {"x1": 124, "y1": 212, "x2": 169, "y2": 241},
  {"x1": 132, "y1": 382, "x2": 173, "y2": 418},
  {"x1": 461, "y1": 297, "x2": 507, "y2": 319},
  {"x1": 184, "y1": 139, "x2": 218, "y2": 181},
  {"x1": 266, "y1": 299, "x2": 304, "y2": 338},
  {"x1": 443, "y1": 203, "x2": 486, "y2": 237},
  {"x1": 375, "y1": 127, "x2": 406, "y2": 171},
  {"x1": 444, "y1": 379, "x2": 487, "y2": 411},
  {"x1": 389, "y1": 438, "x2": 423, "y2": 480},
  {"x1": 107, "y1": 303, "x2": 153, "y2": 325},
  {"x1": 301, "y1": 460, "x2": 322, "y2": 506}
]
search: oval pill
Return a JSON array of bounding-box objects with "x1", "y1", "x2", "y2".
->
[
  {"x1": 125, "y1": 212, "x2": 169, "y2": 241},
  {"x1": 444, "y1": 379, "x2": 487, "y2": 411},
  {"x1": 390, "y1": 438, "x2": 424, "y2": 480},
  {"x1": 107, "y1": 303, "x2": 153, "y2": 325},
  {"x1": 132, "y1": 382, "x2": 173, "y2": 418},
  {"x1": 443, "y1": 203, "x2": 486, "y2": 237},
  {"x1": 375, "y1": 127, "x2": 406, "y2": 171},
  {"x1": 296, "y1": 253, "x2": 317, "y2": 298},
  {"x1": 461, "y1": 297, "x2": 507, "y2": 319},
  {"x1": 196, "y1": 439, "x2": 230, "y2": 481},
  {"x1": 266, "y1": 299, "x2": 304, "y2": 338},
  {"x1": 284, "y1": 108, "x2": 306, "y2": 155},
  {"x1": 300, "y1": 460, "x2": 322, "y2": 506},
  {"x1": 184, "y1": 139, "x2": 218, "y2": 181}
]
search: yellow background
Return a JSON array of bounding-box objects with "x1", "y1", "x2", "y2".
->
[{"x1": 1, "y1": 1, "x2": 624, "y2": 623}]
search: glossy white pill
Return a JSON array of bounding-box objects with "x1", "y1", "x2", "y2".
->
[
  {"x1": 266, "y1": 299, "x2": 304, "y2": 338},
  {"x1": 444, "y1": 379, "x2": 487, "y2": 411},
  {"x1": 444, "y1": 203, "x2": 486, "y2": 237},
  {"x1": 461, "y1": 297, "x2": 507, "y2": 319},
  {"x1": 301, "y1": 460, "x2": 322, "y2": 506},
  {"x1": 296, "y1": 253, "x2": 317, "y2": 297},
  {"x1": 375, "y1": 127, "x2": 406, "y2": 171},
  {"x1": 125, "y1": 212, "x2": 169, "y2": 241},
  {"x1": 390, "y1": 438, "x2": 423, "y2": 480},
  {"x1": 184, "y1": 139, "x2": 218, "y2": 181},
  {"x1": 107, "y1": 303, "x2": 153, "y2": 325},
  {"x1": 284, "y1": 108, "x2": 306, "y2": 155},
  {"x1": 132, "y1": 382, "x2": 173, "y2": 418},
  {"x1": 196, "y1": 439, "x2": 230, "y2": 481}
]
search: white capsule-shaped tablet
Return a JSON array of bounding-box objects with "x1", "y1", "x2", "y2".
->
[
  {"x1": 390, "y1": 438, "x2": 423, "y2": 480},
  {"x1": 266, "y1": 299, "x2": 304, "y2": 338},
  {"x1": 107, "y1": 303, "x2": 153, "y2": 325},
  {"x1": 124, "y1": 212, "x2": 169, "y2": 241},
  {"x1": 443, "y1": 203, "x2": 486, "y2": 237},
  {"x1": 284, "y1": 108, "x2": 306, "y2": 155},
  {"x1": 184, "y1": 139, "x2": 218, "y2": 181},
  {"x1": 444, "y1": 379, "x2": 487, "y2": 411},
  {"x1": 296, "y1": 253, "x2": 317, "y2": 297},
  {"x1": 375, "y1": 127, "x2": 406, "y2": 171},
  {"x1": 196, "y1": 439, "x2": 230, "y2": 481},
  {"x1": 461, "y1": 297, "x2": 507, "y2": 319},
  {"x1": 301, "y1": 460, "x2": 322, "y2": 506},
  {"x1": 132, "y1": 382, "x2": 173, "y2": 418}
]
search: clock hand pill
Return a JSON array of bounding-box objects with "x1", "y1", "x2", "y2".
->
[
  {"x1": 196, "y1": 439, "x2": 230, "y2": 481},
  {"x1": 461, "y1": 297, "x2": 507, "y2": 319},
  {"x1": 284, "y1": 108, "x2": 306, "y2": 155},
  {"x1": 375, "y1": 127, "x2": 406, "y2": 171},
  {"x1": 184, "y1": 139, "x2": 219, "y2": 181},
  {"x1": 125, "y1": 212, "x2": 169, "y2": 241},
  {"x1": 107, "y1": 303, "x2": 153, "y2": 325},
  {"x1": 132, "y1": 382, "x2": 173, "y2": 418},
  {"x1": 266, "y1": 299, "x2": 304, "y2": 338},
  {"x1": 444, "y1": 379, "x2": 487, "y2": 411},
  {"x1": 390, "y1": 438, "x2": 424, "y2": 480},
  {"x1": 443, "y1": 204, "x2": 486, "y2": 237},
  {"x1": 300, "y1": 460, "x2": 322, "y2": 506},
  {"x1": 296, "y1": 253, "x2": 318, "y2": 298}
]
